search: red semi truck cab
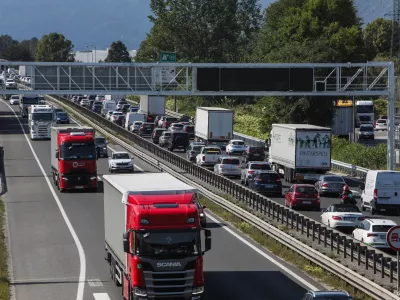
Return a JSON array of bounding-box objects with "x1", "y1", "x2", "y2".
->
[
  {"x1": 103, "y1": 173, "x2": 211, "y2": 300},
  {"x1": 50, "y1": 125, "x2": 98, "y2": 192}
]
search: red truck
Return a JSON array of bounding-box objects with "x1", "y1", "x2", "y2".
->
[
  {"x1": 103, "y1": 173, "x2": 211, "y2": 300},
  {"x1": 51, "y1": 125, "x2": 98, "y2": 192}
]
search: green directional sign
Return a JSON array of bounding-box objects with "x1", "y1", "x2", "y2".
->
[{"x1": 160, "y1": 51, "x2": 176, "y2": 62}]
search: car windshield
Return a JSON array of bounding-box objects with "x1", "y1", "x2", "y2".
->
[
  {"x1": 60, "y1": 142, "x2": 96, "y2": 160},
  {"x1": 249, "y1": 147, "x2": 264, "y2": 153},
  {"x1": 143, "y1": 124, "x2": 154, "y2": 128},
  {"x1": 134, "y1": 122, "x2": 143, "y2": 125},
  {"x1": 57, "y1": 112, "x2": 68, "y2": 117},
  {"x1": 360, "y1": 126, "x2": 373, "y2": 131},
  {"x1": 232, "y1": 141, "x2": 244, "y2": 145},
  {"x1": 11, "y1": 96, "x2": 19, "y2": 99},
  {"x1": 324, "y1": 176, "x2": 344, "y2": 182},
  {"x1": 95, "y1": 137, "x2": 106, "y2": 144},
  {"x1": 22, "y1": 97, "x2": 39, "y2": 105},
  {"x1": 250, "y1": 164, "x2": 270, "y2": 170},
  {"x1": 192, "y1": 145, "x2": 204, "y2": 151},
  {"x1": 113, "y1": 153, "x2": 129, "y2": 159},
  {"x1": 295, "y1": 186, "x2": 317, "y2": 193},
  {"x1": 32, "y1": 113, "x2": 53, "y2": 121},
  {"x1": 113, "y1": 112, "x2": 123, "y2": 115},
  {"x1": 184, "y1": 126, "x2": 194, "y2": 132},
  {"x1": 372, "y1": 225, "x2": 395, "y2": 232},
  {"x1": 135, "y1": 230, "x2": 200, "y2": 257},
  {"x1": 172, "y1": 124, "x2": 183, "y2": 128},
  {"x1": 123, "y1": 104, "x2": 130, "y2": 108},
  {"x1": 377, "y1": 120, "x2": 386, "y2": 124},
  {"x1": 221, "y1": 158, "x2": 240, "y2": 164},
  {"x1": 331, "y1": 205, "x2": 360, "y2": 212}
]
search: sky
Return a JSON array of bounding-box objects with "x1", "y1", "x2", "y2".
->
[{"x1": 0, "y1": 0, "x2": 393, "y2": 51}]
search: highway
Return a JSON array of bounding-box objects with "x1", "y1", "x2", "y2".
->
[{"x1": 0, "y1": 98, "x2": 324, "y2": 300}]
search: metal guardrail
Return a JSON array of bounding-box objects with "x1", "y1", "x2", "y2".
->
[
  {"x1": 48, "y1": 94, "x2": 400, "y2": 297},
  {"x1": 165, "y1": 108, "x2": 371, "y2": 179}
]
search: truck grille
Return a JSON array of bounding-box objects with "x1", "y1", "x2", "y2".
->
[
  {"x1": 37, "y1": 125, "x2": 49, "y2": 136},
  {"x1": 67, "y1": 174, "x2": 91, "y2": 186},
  {"x1": 116, "y1": 162, "x2": 129, "y2": 166},
  {"x1": 144, "y1": 270, "x2": 194, "y2": 299}
]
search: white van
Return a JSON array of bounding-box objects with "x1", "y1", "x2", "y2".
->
[
  {"x1": 360, "y1": 170, "x2": 400, "y2": 214},
  {"x1": 125, "y1": 112, "x2": 146, "y2": 130},
  {"x1": 102, "y1": 100, "x2": 116, "y2": 116}
]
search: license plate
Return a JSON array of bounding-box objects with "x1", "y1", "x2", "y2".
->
[
  {"x1": 263, "y1": 184, "x2": 274, "y2": 188},
  {"x1": 302, "y1": 201, "x2": 311, "y2": 204},
  {"x1": 344, "y1": 217, "x2": 354, "y2": 221},
  {"x1": 254, "y1": 153, "x2": 260, "y2": 156},
  {"x1": 75, "y1": 186, "x2": 84, "y2": 189}
]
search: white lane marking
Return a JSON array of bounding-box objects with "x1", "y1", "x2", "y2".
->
[
  {"x1": 88, "y1": 279, "x2": 103, "y2": 287},
  {"x1": 2, "y1": 100, "x2": 87, "y2": 300},
  {"x1": 93, "y1": 293, "x2": 111, "y2": 300},
  {"x1": 206, "y1": 213, "x2": 320, "y2": 291}
]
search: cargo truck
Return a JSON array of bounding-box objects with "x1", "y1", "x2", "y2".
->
[
  {"x1": 268, "y1": 124, "x2": 332, "y2": 183},
  {"x1": 19, "y1": 66, "x2": 34, "y2": 77},
  {"x1": 194, "y1": 107, "x2": 234, "y2": 147},
  {"x1": 103, "y1": 173, "x2": 211, "y2": 300},
  {"x1": 28, "y1": 105, "x2": 53, "y2": 139},
  {"x1": 19, "y1": 95, "x2": 40, "y2": 117},
  {"x1": 51, "y1": 125, "x2": 98, "y2": 192},
  {"x1": 332, "y1": 107, "x2": 353, "y2": 137},
  {"x1": 139, "y1": 95, "x2": 166, "y2": 123}
]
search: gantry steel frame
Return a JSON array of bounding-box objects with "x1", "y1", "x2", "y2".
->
[{"x1": 0, "y1": 61, "x2": 396, "y2": 170}]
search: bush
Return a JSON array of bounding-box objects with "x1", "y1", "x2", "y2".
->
[{"x1": 331, "y1": 136, "x2": 386, "y2": 169}]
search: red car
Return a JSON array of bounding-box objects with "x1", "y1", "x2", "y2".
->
[{"x1": 285, "y1": 184, "x2": 320, "y2": 210}]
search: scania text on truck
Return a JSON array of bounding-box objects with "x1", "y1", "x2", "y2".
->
[
  {"x1": 139, "y1": 95, "x2": 166, "y2": 123},
  {"x1": 103, "y1": 173, "x2": 211, "y2": 300},
  {"x1": 28, "y1": 105, "x2": 53, "y2": 140},
  {"x1": 51, "y1": 125, "x2": 98, "y2": 192},
  {"x1": 19, "y1": 95, "x2": 40, "y2": 117},
  {"x1": 194, "y1": 107, "x2": 234, "y2": 147},
  {"x1": 268, "y1": 124, "x2": 332, "y2": 183}
]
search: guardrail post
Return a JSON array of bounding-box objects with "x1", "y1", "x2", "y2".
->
[
  {"x1": 285, "y1": 209, "x2": 289, "y2": 227},
  {"x1": 357, "y1": 245, "x2": 362, "y2": 266},
  {"x1": 301, "y1": 217, "x2": 304, "y2": 235},
  {"x1": 343, "y1": 239, "x2": 347, "y2": 258},
  {"x1": 330, "y1": 231, "x2": 334, "y2": 251},
  {"x1": 290, "y1": 211, "x2": 294, "y2": 229},
  {"x1": 350, "y1": 242, "x2": 356, "y2": 262},
  {"x1": 336, "y1": 234, "x2": 340, "y2": 254},
  {"x1": 391, "y1": 261, "x2": 395, "y2": 283},
  {"x1": 374, "y1": 253, "x2": 381, "y2": 275},
  {"x1": 280, "y1": 207, "x2": 284, "y2": 224},
  {"x1": 324, "y1": 228, "x2": 327, "y2": 247},
  {"x1": 272, "y1": 203, "x2": 276, "y2": 220},
  {"x1": 277, "y1": 205, "x2": 280, "y2": 223},
  {"x1": 365, "y1": 249, "x2": 370, "y2": 270},
  {"x1": 306, "y1": 220, "x2": 310, "y2": 238},
  {"x1": 268, "y1": 201, "x2": 271, "y2": 218},
  {"x1": 317, "y1": 225, "x2": 321, "y2": 244},
  {"x1": 382, "y1": 257, "x2": 388, "y2": 279}
]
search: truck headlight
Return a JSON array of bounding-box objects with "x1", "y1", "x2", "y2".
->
[
  {"x1": 133, "y1": 287, "x2": 147, "y2": 297},
  {"x1": 192, "y1": 286, "x2": 204, "y2": 294}
]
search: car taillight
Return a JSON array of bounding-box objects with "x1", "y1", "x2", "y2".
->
[
  {"x1": 256, "y1": 178, "x2": 262, "y2": 182},
  {"x1": 358, "y1": 216, "x2": 365, "y2": 220},
  {"x1": 332, "y1": 216, "x2": 342, "y2": 220},
  {"x1": 193, "y1": 256, "x2": 204, "y2": 286},
  {"x1": 248, "y1": 170, "x2": 254, "y2": 174},
  {"x1": 321, "y1": 183, "x2": 329, "y2": 187},
  {"x1": 238, "y1": 165, "x2": 241, "y2": 168},
  {"x1": 276, "y1": 178, "x2": 281, "y2": 183},
  {"x1": 131, "y1": 256, "x2": 145, "y2": 287},
  {"x1": 220, "y1": 164, "x2": 225, "y2": 168},
  {"x1": 373, "y1": 188, "x2": 378, "y2": 200},
  {"x1": 140, "y1": 126, "x2": 144, "y2": 129},
  {"x1": 367, "y1": 233, "x2": 378, "y2": 237}
]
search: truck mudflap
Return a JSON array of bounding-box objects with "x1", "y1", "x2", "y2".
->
[{"x1": 60, "y1": 173, "x2": 97, "y2": 190}]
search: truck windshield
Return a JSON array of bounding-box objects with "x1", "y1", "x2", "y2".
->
[
  {"x1": 60, "y1": 142, "x2": 96, "y2": 160},
  {"x1": 22, "y1": 97, "x2": 40, "y2": 105},
  {"x1": 32, "y1": 113, "x2": 53, "y2": 121},
  {"x1": 136, "y1": 230, "x2": 200, "y2": 257},
  {"x1": 356, "y1": 105, "x2": 373, "y2": 114}
]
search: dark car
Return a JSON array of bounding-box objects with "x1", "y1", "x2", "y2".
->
[
  {"x1": 242, "y1": 146, "x2": 265, "y2": 163},
  {"x1": 55, "y1": 112, "x2": 70, "y2": 124},
  {"x1": 95, "y1": 136, "x2": 108, "y2": 158},
  {"x1": 92, "y1": 104, "x2": 102, "y2": 114},
  {"x1": 164, "y1": 131, "x2": 189, "y2": 151},
  {"x1": 162, "y1": 117, "x2": 178, "y2": 129},
  {"x1": 302, "y1": 290, "x2": 352, "y2": 300},
  {"x1": 139, "y1": 122, "x2": 155, "y2": 137},
  {"x1": 151, "y1": 128, "x2": 166, "y2": 143},
  {"x1": 186, "y1": 142, "x2": 206, "y2": 162},
  {"x1": 183, "y1": 125, "x2": 195, "y2": 139},
  {"x1": 248, "y1": 171, "x2": 282, "y2": 196},
  {"x1": 115, "y1": 115, "x2": 125, "y2": 127},
  {"x1": 121, "y1": 104, "x2": 131, "y2": 113}
]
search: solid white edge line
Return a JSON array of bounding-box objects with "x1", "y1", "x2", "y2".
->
[
  {"x1": 205, "y1": 212, "x2": 320, "y2": 291},
  {"x1": 2, "y1": 100, "x2": 87, "y2": 300},
  {"x1": 58, "y1": 99, "x2": 318, "y2": 290},
  {"x1": 93, "y1": 293, "x2": 111, "y2": 300}
]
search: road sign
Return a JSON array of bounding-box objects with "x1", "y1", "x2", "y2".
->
[
  {"x1": 154, "y1": 67, "x2": 177, "y2": 84},
  {"x1": 387, "y1": 225, "x2": 400, "y2": 251},
  {"x1": 335, "y1": 99, "x2": 353, "y2": 107},
  {"x1": 160, "y1": 52, "x2": 176, "y2": 62}
]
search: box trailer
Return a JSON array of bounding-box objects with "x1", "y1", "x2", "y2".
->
[
  {"x1": 332, "y1": 107, "x2": 353, "y2": 137},
  {"x1": 194, "y1": 107, "x2": 234, "y2": 143}
]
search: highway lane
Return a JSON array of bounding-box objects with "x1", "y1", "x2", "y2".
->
[{"x1": 4, "y1": 98, "x2": 326, "y2": 299}]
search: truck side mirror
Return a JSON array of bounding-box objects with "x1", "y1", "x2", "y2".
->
[
  {"x1": 55, "y1": 150, "x2": 59, "y2": 159},
  {"x1": 204, "y1": 229, "x2": 211, "y2": 253},
  {"x1": 122, "y1": 232, "x2": 130, "y2": 253}
]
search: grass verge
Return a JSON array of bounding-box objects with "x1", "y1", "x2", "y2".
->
[
  {"x1": 199, "y1": 195, "x2": 372, "y2": 300},
  {"x1": 0, "y1": 198, "x2": 9, "y2": 300}
]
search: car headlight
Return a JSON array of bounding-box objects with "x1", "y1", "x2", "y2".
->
[
  {"x1": 192, "y1": 286, "x2": 204, "y2": 294},
  {"x1": 128, "y1": 161, "x2": 133, "y2": 165},
  {"x1": 103, "y1": 147, "x2": 107, "y2": 150}
]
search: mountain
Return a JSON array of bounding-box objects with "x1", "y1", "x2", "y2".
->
[{"x1": 0, "y1": 0, "x2": 394, "y2": 51}]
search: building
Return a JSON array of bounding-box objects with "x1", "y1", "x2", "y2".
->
[{"x1": 74, "y1": 49, "x2": 137, "y2": 62}]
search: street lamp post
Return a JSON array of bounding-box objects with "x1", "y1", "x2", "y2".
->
[{"x1": 91, "y1": 45, "x2": 96, "y2": 62}]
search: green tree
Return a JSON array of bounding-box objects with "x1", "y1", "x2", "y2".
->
[
  {"x1": 0, "y1": 35, "x2": 18, "y2": 57},
  {"x1": 35, "y1": 33, "x2": 74, "y2": 62},
  {"x1": 363, "y1": 18, "x2": 398, "y2": 59},
  {"x1": 19, "y1": 37, "x2": 39, "y2": 57},
  {"x1": 105, "y1": 41, "x2": 131, "y2": 62},
  {"x1": 253, "y1": 0, "x2": 365, "y2": 132},
  {"x1": 2, "y1": 44, "x2": 33, "y2": 61}
]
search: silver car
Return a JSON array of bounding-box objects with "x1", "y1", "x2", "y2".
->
[
  {"x1": 315, "y1": 175, "x2": 346, "y2": 196},
  {"x1": 358, "y1": 124, "x2": 374, "y2": 140},
  {"x1": 240, "y1": 162, "x2": 271, "y2": 186},
  {"x1": 169, "y1": 123, "x2": 184, "y2": 132},
  {"x1": 214, "y1": 156, "x2": 241, "y2": 178}
]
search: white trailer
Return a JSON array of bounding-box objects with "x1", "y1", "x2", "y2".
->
[
  {"x1": 194, "y1": 107, "x2": 234, "y2": 143},
  {"x1": 139, "y1": 95, "x2": 166, "y2": 116},
  {"x1": 332, "y1": 107, "x2": 353, "y2": 137},
  {"x1": 268, "y1": 124, "x2": 332, "y2": 182},
  {"x1": 19, "y1": 66, "x2": 34, "y2": 77},
  {"x1": 28, "y1": 105, "x2": 53, "y2": 139}
]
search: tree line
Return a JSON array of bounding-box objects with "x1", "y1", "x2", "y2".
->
[
  {"x1": 0, "y1": 33, "x2": 132, "y2": 63},
  {"x1": 135, "y1": 0, "x2": 398, "y2": 131}
]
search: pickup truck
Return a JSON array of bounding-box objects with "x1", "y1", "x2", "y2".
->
[{"x1": 196, "y1": 146, "x2": 222, "y2": 168}]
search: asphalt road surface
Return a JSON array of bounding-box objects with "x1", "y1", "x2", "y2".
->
[{"x1": 0, "y1": 98, "x2": 324, "y2": 300}]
